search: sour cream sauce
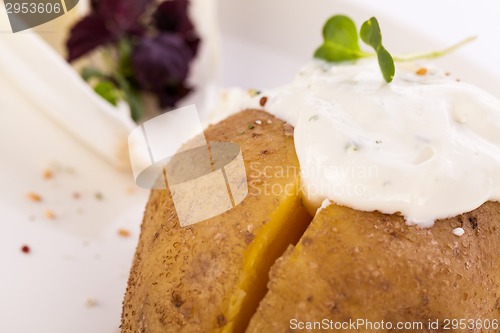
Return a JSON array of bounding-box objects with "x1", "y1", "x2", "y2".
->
[{"x1": 211, "y1": 59, "x2": 500, "y2": 227}]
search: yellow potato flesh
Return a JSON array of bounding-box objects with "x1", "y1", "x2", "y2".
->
[{"x1": 121, "y1": 110, "x2": 312, "y2": 332}]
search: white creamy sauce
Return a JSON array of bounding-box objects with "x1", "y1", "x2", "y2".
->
[{"x1": 209, "y1": 59, "x2": 500, "y2": 227}]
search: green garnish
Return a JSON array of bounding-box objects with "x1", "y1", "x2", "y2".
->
[
  {"x1": 391, "y1": 36, "x2": 477, "y2": 62},
  {"x1": 360, "y1": 17, "x2": 395, "y2": 83},
  {"x1": 314, "y1": 15, "x2": 393, "y2": 82},
  {"x1": 81, "y1": 61, "x2": 144, "y2": 122},
  {"x1": 315, "y1": 15, "x2": 476, "y2": 83},
  {"x1": 93, "y1": 81, "x2": 120, "y2": 106},
  {"x1": 314, "y1": 15, "x2": 370, "y2": 62}
]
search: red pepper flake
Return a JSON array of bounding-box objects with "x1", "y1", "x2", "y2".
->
[
  {"x1": 416, "y1": 68, "x2": 428, "y2": 76},
  {"x1": 118, "y1": 228, "x2": 131, "y2": 238},
  {"x1": 27, "y1": 192, "x2": 42, "y2": 202},
  {"x1": 21, "y1": 245, "x2": 30, "y2": 254},
  {"x1": 259, "y1": 96, "x2": 268, "y2": 107},
  {"x1": 42, "y1": 169, "x2": 53, "y2": 180},
  {"x1": 44, "y1": 209, "x2": 56, "y2": 220},
  {"x1": 72, "y1": 192, "x2": 81, "y2": 199}
]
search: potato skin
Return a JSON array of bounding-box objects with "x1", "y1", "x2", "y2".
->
[
  {"x1": 247, "y1": 202, "x2": 500, "y2": 333},
  {"x1": 123, "y1": 108, "x2": 500, "y2": 333},
  {"x1": 121, "y1": 109, "x2": 308, "y2": 332}
]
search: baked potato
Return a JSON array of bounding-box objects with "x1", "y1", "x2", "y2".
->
[
  {"x1": 247, "y1": 202, "x2": 500, "y2": 333},
  {"x1": 122, "y1": 109, "x2": 500, "y2": 333},
  {"x1": 121, "y1": 109, "x2": 312, "y2": 332}
]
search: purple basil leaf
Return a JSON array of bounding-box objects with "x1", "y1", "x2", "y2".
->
[
  {"x1": 131, "y1": 33, "x2": 193, "y2": 94},
  {"x1": 153, "y1": 0, "x2": 200, "y2": 56},
  {"x1": 90, "y1": 0, "x2": 99, "y2": 11},
  {"x1": 158, "y1": 82, "x2": 192, "y2": 108},
  {"x1": 154, "y1": 0, "x2": 193, "y2": 34},
  {"x1": 153, "y1": 0, "x2": 200, "y2": 55},
  {"x1": 185, "y1": 36, "x2": 200, "y2": 55},
  {"x1": 67, "y1": 15, "x2": 115, "y2": 62},
  {"x1": 97, "y1": 0, "x2": 153, "y2": 33}
]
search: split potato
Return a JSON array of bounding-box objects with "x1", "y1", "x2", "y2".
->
[
  {"x1": 247, "y1": 202, "x2": 500, "y2": 333},
  {"x1": 122, "y1": 109, "x2": 500, "y2": 333},
  {"x1": 121, "y1": 110, "x2": 312, "y2": 332}
]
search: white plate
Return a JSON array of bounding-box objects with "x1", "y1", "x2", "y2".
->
[
  {"x1": 1, "y1": 1, "x2": 499, "y2": 333},
  {"x1": 0, "y1": 71, "x2": 150, "y2": 333}
]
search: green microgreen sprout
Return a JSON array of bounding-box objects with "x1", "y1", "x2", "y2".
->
[
  {"x1": 314, "y1": 15, "x2": 476, "y2": 83},
  {"x1": 360, "y1": 17, "x2": 395, "y2": 83}
]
